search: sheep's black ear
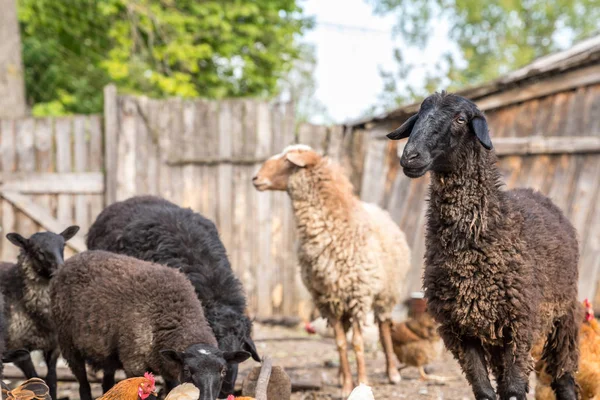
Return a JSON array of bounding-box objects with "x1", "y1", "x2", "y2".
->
[
  {"x1": 471, "y1": 117, "x2": 493, "y2": 150},
  {"x1": 387, "y1": 114, "x2": 418, "y2": 140},
  {"x1": 2, "y1": 348, "x2": 30, "y2": 363},
  {"x1": 223, "y1": 350, "x2": 251, "y2": 364},
  {"x1": 160, "y1": 349, "x2": 184, "y2": 365},
  {"x1": 6, "y1": 233, "x2": 28, "y2": 249},
  {"x1": 243, "y1": 338, "x2": 261, "y2": 362},
  {"x1": 60, "y1": 225, "x2": 80, "y2": 241}
]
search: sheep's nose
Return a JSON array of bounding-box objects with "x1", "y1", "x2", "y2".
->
[
  {"x1": 405, "y1": 151, "x2": 420, "y2": 162},
  {"x1": 252, "y1": 175, "x2": 258, "y2": 182}
]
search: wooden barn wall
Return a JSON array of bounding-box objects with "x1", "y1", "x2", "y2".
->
[
  {"x1": 105, "y1": 91, "x2": 368, "y2": 319},
  {"x1": 0, "y1": 115, "x2": 104, "y2": 260},
  {"x1": 356, "y1": 83, "x2": 600, "y2": 306}
]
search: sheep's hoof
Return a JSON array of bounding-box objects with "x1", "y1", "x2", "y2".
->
[{"x1": 388, "y1": 369, "x2": 401, "y2": 384}]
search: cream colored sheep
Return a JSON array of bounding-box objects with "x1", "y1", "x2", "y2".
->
[{"x1": 253, "y1": 145, "x2": 411, "y2": 396}]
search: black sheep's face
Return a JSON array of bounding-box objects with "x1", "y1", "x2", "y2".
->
[
  {"x1": 161, "y1": 344, "x2": 251, "y2": 400},
  {"x1": 6, "y1": 226, "x2": 80, "y2": 279},
  {"x1": 387, "y1": 92, "x2": 493, "y2": 178}
]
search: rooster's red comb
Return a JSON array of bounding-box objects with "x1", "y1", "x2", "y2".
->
[
  {"x1": 584, "y1": 298, "x2": 592, "y2": 308},
  {"x1": 144, "y1": 372, "x2": 155, "y2": 384}
]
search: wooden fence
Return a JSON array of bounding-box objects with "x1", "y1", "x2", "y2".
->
[{"x1": 0, "y1": 116, "x2": 104, "y2": 259}]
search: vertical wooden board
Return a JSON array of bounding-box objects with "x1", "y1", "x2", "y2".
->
[
  {"x1": 403, "y1": 200, "x2": 428, "y2": 301},
  {"x1": 498, "y1": 156, "x2": 524, "y2": 189},
  {"x1": 73, "y1": 116, "x2": 90, "y2": 234},
  {"x1": 117, "y1": 97, "x2": 138, "y2": 201},
  {"x1": 1, "y1": 201, "x2": 17, "y2": 261},
  {"x1": 242, "y1": 100, "x2": 258, "y2": 314},
  {"x1": 547, "y1": 154, "x2": 579, "y2": 211},
  {"x1": 581, "y1": 187, "x2": 600, "y2": 304},
  {"x1": 180, "y1": 101, "x2": 197, "y2": 208},
  {"x1": 326, "y1": 125, "x2": 344, "y2": 162},
  {"x1": 104, "y1": 85, "x2": 119, "y2": 205},
  {"x1": 156, "y1": 101, "x2": 173, "y2": 197},
  {"x1": 255, "y1": 102, "x2": 273, "y2": 317},
  {"x1": 167, "y1": 99, "x2": 184, "y2": 205},
  {"x1": 399, "y1": 177, "x2": 429, "y2": 248},
  {"x1": 88, "y1": 115, "x2": 104, "y2": 227},
  {"x1": 15, "y1": 118, "x2": 37, "y2": 244},
  {"x1": 16, "y1": 118, "x2": 35, "y2": 172},
  {"x1": 32, "y1": 118, "x2": 54, "y2": 240},
  {"x1": 569, "y1": 156, "x2": 600, "y2": 247},
  {"x1": 387, "y1": 172, "x2": 413, "y2": 225},
  {"x1": 585, "y1": 85, "x2": 600, "y2": 136},
  {"x1": 524, "y1": 155, "x2": 551, "y2": 192},
  {"x1": 135, "y1": 96, "x2": 150, "y2": 195},
  {"x1": 360, "y1": 138, "x2": 387, "y2": 205},
  {"x1": 144, "y1": 101, "x2": 160, "y2": 196},
  {"x1": 533, "y1": 95, "x2": 556, "y2": 137},
  {"x1": 217, "y1": 101, "x2": 234, "y2": 250},
  {"x1": 1, "y1": 119, "x2": 16, "y2": 172},
  {"x1": 297, "y1": 123, "x2": 327, "y2": 152},
  {"x1": 232, "y1": 165, "x2": 248, "y2": 295},
  {"x1": 55, "y1": 117, "x2": 73, "y2": 225}
]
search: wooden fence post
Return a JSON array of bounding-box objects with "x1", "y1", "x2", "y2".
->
[{"x1": 104, "y1": 84, "x2": 118, "y2": 205}]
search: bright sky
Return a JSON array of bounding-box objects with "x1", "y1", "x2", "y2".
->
[{"x1": 302, "y1": 0, "x2": 454, "y2": 124}]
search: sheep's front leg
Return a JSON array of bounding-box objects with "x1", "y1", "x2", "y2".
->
[
  {"x1": 378, "y1": 320, "x2": 401, "y2": 384},
  {"x1": 44, "y1": 349, "x2": 59, "y2": 400},
  {"x1": 458, "y1": 338, "x2": 496, "y2": 400},
  {"x1": 497, "y1": 339, "x2": 530, "y2": 400},
  {"x1": 351, "y1": 320, "x2": 368, "y2": 385},
  {"x1": 333, "y1": 319, "x2": 354, "y2": 396}
]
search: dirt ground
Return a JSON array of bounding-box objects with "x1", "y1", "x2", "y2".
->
[{"x1": 34, "y1": 322, "x2": 541, "y2": 400}]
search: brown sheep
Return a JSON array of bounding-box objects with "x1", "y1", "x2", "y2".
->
[
  {"x1": 253, "y1": 145, "x2": 411, "y2": 395},
  {"x1": 388, "y1": 92, "x2": 579, "y2": 400},
  {"x1": 50, "y1": 250, "x2": 250, "y2": 400}
]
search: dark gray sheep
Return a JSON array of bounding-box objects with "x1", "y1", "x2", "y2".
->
[
  {"x1": 388, "y1": 92, "x2": 580, "y2": 400},
  {"x1": 0, "y1": 226, "x2": 79, "y2": 399},
  {"x1": 50, "y1": 250, "x2": 250, "y2": 400}
]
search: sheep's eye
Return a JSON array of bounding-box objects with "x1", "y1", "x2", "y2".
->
[
  {"x1": 220, "y1": 368, "x2": 227, "y2": 377},
  {"x1": 456, "y1": 116, "x2": 466, "y2": 124}
]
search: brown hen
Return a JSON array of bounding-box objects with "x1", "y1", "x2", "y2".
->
[
  {"x1": 391, "y1": 311, "x2": 446, "y2": 381},
  {"x1": 534, "y1": 299, "x2": 600, "y2": 400},
  {"x1": 98, "y1": 372, "x2": 156, "y2": 400},
  {"x1": 1, "y1": 378, "x2": 51, "y2": 400}
]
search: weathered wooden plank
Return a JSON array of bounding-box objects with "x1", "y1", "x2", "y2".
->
[
  {"x1": 104, "y1": 85, "x2": 119, "y2": 205},
  {"x1": 0, "y1": 200, "x2": 17, "y2": 260},
  {"x1": 0, "y1": 172, "x2": 103, "y2": 193},
  {"x1": 117, "y1": 97, "x2": 138, "y2": 201},
  {"x1": 167, "y1": 98, "x2": 184, "y2": 205},
  {"x1": 493, "y1": 136, "x2": 600, "y2": 155},
  {"x1": 55, "y1": 118, "x2": 73, "y2": 224},
  {"x1": 475, "y1": 64, "x2": 600, "y2": 111},
  {"x1": 16, "y1": 118, "x2": 36, "y2": 172},
  {"x1": 243, "y1": 100, "x2": 258, "y2": 314},
  {"x1": 181, "y1": 101, "x2": 198, "y2": 209},
  {"x1": 1, "y1": 120, "x2": 16, "y2": 173},
  {"x1": 145, "y1": 100, "x2": 159, "y2": 196},
  {"x1": 1, "y1": 191, "x2": 86, "y2": 252},
  {"x1": 256, "y1": 101, "x2": 273, "y2": 317},
  {"x1": 88, "y1": 115, "x2": 104, "y2": 227},
  {"x1": 73, "y1": 116, "x2": 90, "y2": 233},
  {"x1": 135, "y1": 96, "x2": 150, "y2": 195},
  {"x1": 217, "y1": 101, "x2": 234, "y2": 250}
]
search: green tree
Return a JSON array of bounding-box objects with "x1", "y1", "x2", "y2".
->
[
  {"x1": 19, "y1": 0, "x2": 312, "y2": 115},
  {"x1": 367, "y1": 0, "x2": 600, "y2": 112}
]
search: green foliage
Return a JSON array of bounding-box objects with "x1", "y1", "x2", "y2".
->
[
  {"x1": 367, "y1": 0, "x2": 600, "y2": 112},
  {"x1": 19, "y1": 0, "x2": 311, "y2": 115}
]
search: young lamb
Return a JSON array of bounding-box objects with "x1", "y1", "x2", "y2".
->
[
  {"x1": 50, "y1": 250, "x2": 251, "y2": 400},
  {"x1": 387, "y1": 92, "x2": 580, "y2": 400},
  {"x1": 0, "y1": 226, "x2": 79, "y2": 399},
  {"x1": 85, "y1": 196, "x2": 259, "y2": 397},
  {"x1": 252, "y1": 145, "x2": 411, "y2": 395}
]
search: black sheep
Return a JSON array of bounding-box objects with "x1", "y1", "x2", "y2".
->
[
  {"x1": 50, "y1": 250, "x2": 250, "y2": 400},
  {"x1": 387, "y1": 92, "x2": 580, "y2": 400},
  {"x1": 0, "y1": 226, "x2": 79, "y2": 399},
  {"x1": 86, "y1": 196, "x2": 260, "y2": 397}
]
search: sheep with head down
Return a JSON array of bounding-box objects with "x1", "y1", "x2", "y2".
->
[
  {"x1": 253, "y1": 144, "x2": 411, "y2": 396},
  {"x1": 387, "y1": 91, "x2": 580, "y2": 400}
]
